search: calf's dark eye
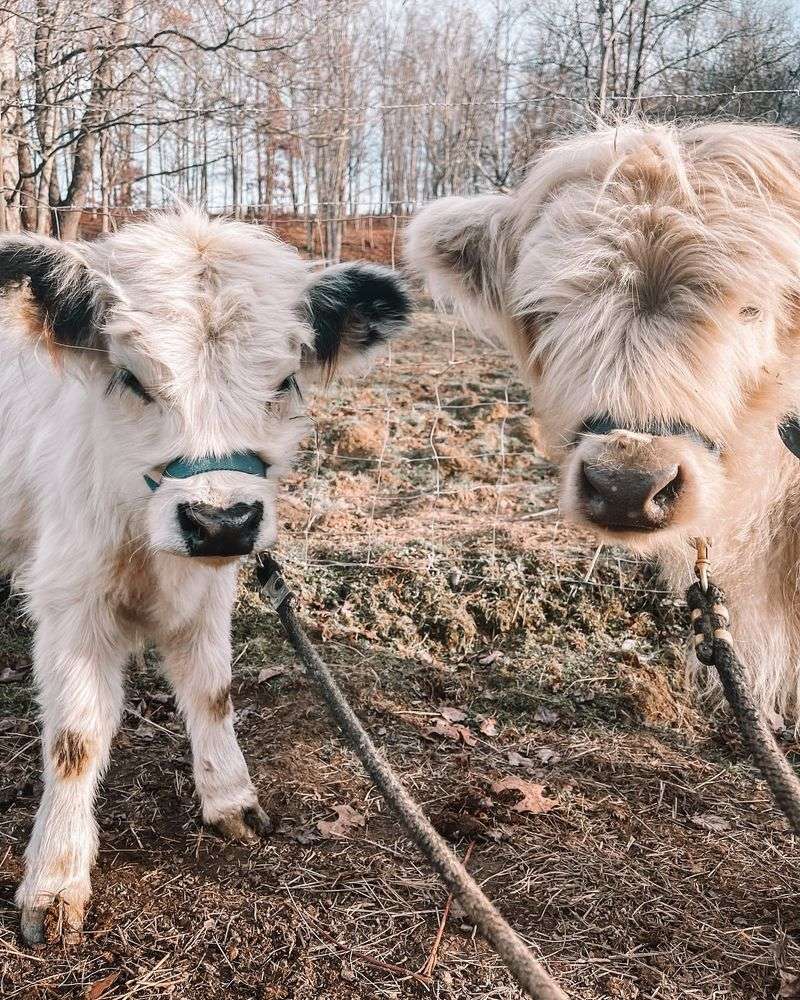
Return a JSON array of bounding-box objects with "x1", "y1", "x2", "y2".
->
[
  {"x1": 277, "y1": 373, "x2": 301, "y2": 398},
  {"x1": 107, "y1": 368, "x2": 153, "y2": 404}
]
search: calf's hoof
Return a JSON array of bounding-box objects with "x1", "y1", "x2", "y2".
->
[
  {"x1": 210, "y1": 802, "x2": 272, "y2": 842},
  {"x1": 20, "y1": 896, "x2": 83, "y2": 946}
]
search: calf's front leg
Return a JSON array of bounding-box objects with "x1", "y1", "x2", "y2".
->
[
  {"x1": 16, "y1": 618, "x2": 126, "y2": 944},
  {"x1": 160, "y1": 613, "x2": 270, "y2": 841}
]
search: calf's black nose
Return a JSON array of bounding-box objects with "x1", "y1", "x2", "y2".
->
[
  {"x1": 177, "y1": 501, "x2": 263, "y2": 557},
  {"x1": 580, "y1": 462, "x2": 681, "y2": 531}
]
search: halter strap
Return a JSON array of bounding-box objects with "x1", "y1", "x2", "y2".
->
[
  {"x1": 578, "y1": 414, "x2": 720, "y2": 455},
  {"x1": 144, "y1": 451, "x2": 268, "y2": 492},
  {"x1": 779, "y1": 414, "x2": 800, "y2": 460}
]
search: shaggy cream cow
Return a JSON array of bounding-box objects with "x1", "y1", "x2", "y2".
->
[
  {"x1": 0, "y1": 209, "x2": 409, "y2": 943},
  {"x1": 407, "y1": 120, "x2": 800, "y2": 726}
]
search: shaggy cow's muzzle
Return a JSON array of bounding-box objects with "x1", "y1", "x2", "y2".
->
[
  {"x1": 565, "y1": 414, "x2": 721, "y2": 538},
  {"x1": 146, "y1": 451, "x2": 268, "y2": 558}
]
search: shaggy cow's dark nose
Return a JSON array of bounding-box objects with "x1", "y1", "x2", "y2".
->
[
  {"x1": 579, "y1": 462, "x2": 681, "y2": 531},
  {"x1": 177, "y1": 501, "x2": 263, "y2": 557}
]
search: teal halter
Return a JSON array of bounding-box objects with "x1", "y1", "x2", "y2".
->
[{"x1": 144, "y1": 451, "x2": 267, "y2": 492}]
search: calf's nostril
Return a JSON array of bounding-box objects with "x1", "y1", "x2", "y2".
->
[{"x1": 651, "y1": 466, "x2": 681, "y2": 509}]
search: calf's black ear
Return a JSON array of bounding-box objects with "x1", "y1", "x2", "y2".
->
[
  {"x1": 301, "y1": 262, "x2": 411, "y2": 377},
  {"x1": 0, "y1": 235, "x2": 103, "y2": 353}
]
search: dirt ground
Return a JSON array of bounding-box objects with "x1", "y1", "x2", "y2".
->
[{"x1": 2, "y1": 307, "x2": 800, "y2": 999}]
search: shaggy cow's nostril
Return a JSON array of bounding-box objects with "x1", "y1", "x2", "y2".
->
[
  {"x1": 177, "y1": 501, "x2": 264, "y2": 557},
  {"x1": 580, "y1": 462, "x2": 681, "y2": 532}
]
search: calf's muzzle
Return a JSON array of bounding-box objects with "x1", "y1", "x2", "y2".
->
[{"x1": 178, "y1": 501, "x2": 264, "y2": 557}]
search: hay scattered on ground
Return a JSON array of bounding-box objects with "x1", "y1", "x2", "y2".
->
[{"x1": 1, "y1": 308, "x2": 799, "y2": 999}]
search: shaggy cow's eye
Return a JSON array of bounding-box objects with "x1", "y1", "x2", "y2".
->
[
  {"x1": 740, "y1": 305, "x2": 762, "y2": 322},
  {"x1": 107, "y1": 368, "x2": 153, "y2": 404}
]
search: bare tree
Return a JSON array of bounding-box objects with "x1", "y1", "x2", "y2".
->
[{"x1": 1, "y1": 0, "x2": 798, "y2": 239}]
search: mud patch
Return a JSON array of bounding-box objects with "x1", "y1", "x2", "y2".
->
[{"x1": 52, "y1": 728, "x2": 91, "y2": 778}]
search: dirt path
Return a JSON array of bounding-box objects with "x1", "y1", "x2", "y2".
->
[{"x1": 1, "y1": 309, "x2": 798, "y2": 999}]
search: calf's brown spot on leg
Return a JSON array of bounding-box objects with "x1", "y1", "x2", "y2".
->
[
  {"x1": 208, "y1": 684, "x2": 232, "y2": 722},
  {"x1": 52, "y1": 729, "x2": 92, "y2": 779}
]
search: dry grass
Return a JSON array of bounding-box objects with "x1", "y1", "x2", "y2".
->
[{"x1": 1, "y1": 308, "x2": 799, "y2": 999}]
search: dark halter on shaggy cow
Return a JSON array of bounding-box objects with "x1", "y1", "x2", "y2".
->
[
  {"x1": 143, "y1": 451, "x2": 268, "y2": 492},
  {"x1": 578, "y1": 413, "x2": 721, "y2": 454},
  {"x1": 778, "y1": 413, "x2": 800, "y2": 460}
]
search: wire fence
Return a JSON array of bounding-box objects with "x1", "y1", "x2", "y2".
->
[{"x1": 268, "y1": 305, "x2": 672, "y2": 641}]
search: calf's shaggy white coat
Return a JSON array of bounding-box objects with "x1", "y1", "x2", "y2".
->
[
  {"x1": 408, "y1": 120, "x2": 800, "y2": 727},
  {"x1": 0, "y1": 209, "x2": 409, "y2": 943}
]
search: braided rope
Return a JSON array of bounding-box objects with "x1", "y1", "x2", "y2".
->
[{"x1": 686, "y1": 580, "x2": 800, "y2": 835}]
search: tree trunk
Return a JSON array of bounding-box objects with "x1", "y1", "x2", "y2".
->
[
  {"x1": 0, "y1": 10, "x2": 19, "y2": 232},
  {"x1": 59, "y1": 0, "x2": 134, "y2": 241}
]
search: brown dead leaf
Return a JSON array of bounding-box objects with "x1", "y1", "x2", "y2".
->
[
  {"x1": 479, "y1": 651, "x2": 502, "y2": 665},
  {"x1": 317, "y1": 804, "x2": 365, "y2": 839},
  {"x1": 439, "y1": 706, "x2": 468, "y2": 723},
  {"x1": 780, "y1": 971, "x2": 800, "y2": 998},
  {"x1": 429, "y1": 718, "x2": 461, "y2": 740},
  {"x1": 257, "y1": 666, "x2": 286, "y2": 683},
  {"x1": 690, "y1": 812, "x2": 731, "y2": 833},
  {"x1": 455, "y1": 724, "x2": 477, "y2": 747},
  {"x1": 85, "y1": 971, "x2": 121, "y2": 1000},
  {"x1": 506, "y1": 750, "x2": 535, "y2": 770},
  {"x1": 428, "y1": 718, "x2": 476, "y2": 746},
  {"x1": 491, "y1": 777, "x2": 557, "y2": 814},
  {"x1": 479, "y1": 717, "x2": 499, "y2": 737}
]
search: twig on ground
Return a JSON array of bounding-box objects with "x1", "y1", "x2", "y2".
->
[
  {"x1": 568, "y1": 542, "x2": 604, "y2": 600},
  {"x1": 421, "y1": 840, "x2": 477, "y2": 977}
]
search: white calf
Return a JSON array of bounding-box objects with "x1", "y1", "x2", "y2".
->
[{"x1": 0, "y1": 209, "x2": 409, "y2": 943}]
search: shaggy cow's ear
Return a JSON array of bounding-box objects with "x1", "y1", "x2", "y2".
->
[
  {"x1": 301, "y1": 263, "x2": 411, "y2": 377},
  {"x1": 405, "y1": 194, "x2": 512, "y2": 312},
  {"x1": 0, "y1": 235, "x2": 103, "y2": 352}
]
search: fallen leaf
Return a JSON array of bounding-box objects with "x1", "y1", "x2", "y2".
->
[
  {"x1": 86, "y1": 971, "x2": 121, "y2": 1000},
  {"x1": 780, "y1": 971, "x2": 800, "y2": 998},
  {"x1": 258, "y1": 666, "x2": 286, "y2": 683},
  {"x1": 506, "y1": 750, "x2": 535, "y2": 770},
  {"x1": 317, "y1": 804, "x2": 365, "y2": 839},
  {"x1": 491, "y1": 777, "x2": 557, "y2": 814},
  {"x1": 453, "y1": 724, "x2": 477, "y2": 746},
  {"x1": 479, "y1": 651, "x2": 502, "y2": 665},
  {"x1": 428, "y1": 718, "x2": 476, "y2": 746},
  {"x1": 690, "y1": 812, "x2": 731, "y2": 833},
  {"x1": 439, "y1": 706, "x2": 468, "y2": 723},
  {"x1": 533, "y1": 706, "x2": 559, "y2": 725},
  {"x1": 479, "y1": 717, "x2": 499, "y2": 737},
  {"x1": 429, "y1": 718, "x2": 461, "y2": 740},
  {"x1": 286, "y1": 824, "x2": 322, "y2": 845}
]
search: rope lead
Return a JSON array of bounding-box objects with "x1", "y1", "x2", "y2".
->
[
  {"x1": 687, "y1": 552, "x2": 800, "y2": 837},
  {"x1": 255, "y1": 553, "x2": 568, "y2": 1000}
]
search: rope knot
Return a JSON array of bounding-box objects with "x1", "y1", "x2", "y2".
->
[{"x1": 686, "y1": 580, "x2": 731, "y2": 666}]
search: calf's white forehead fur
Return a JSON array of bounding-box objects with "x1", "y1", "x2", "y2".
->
[
  {"x1": 89, "y1": 211, "x2": 314, "y2": 556},
  {"x1": 407, "y1": 119, "x2": 800, "y2": 725},
  {"x1": 0, "y1": 207, "x2": 410, "y2": 944}
]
